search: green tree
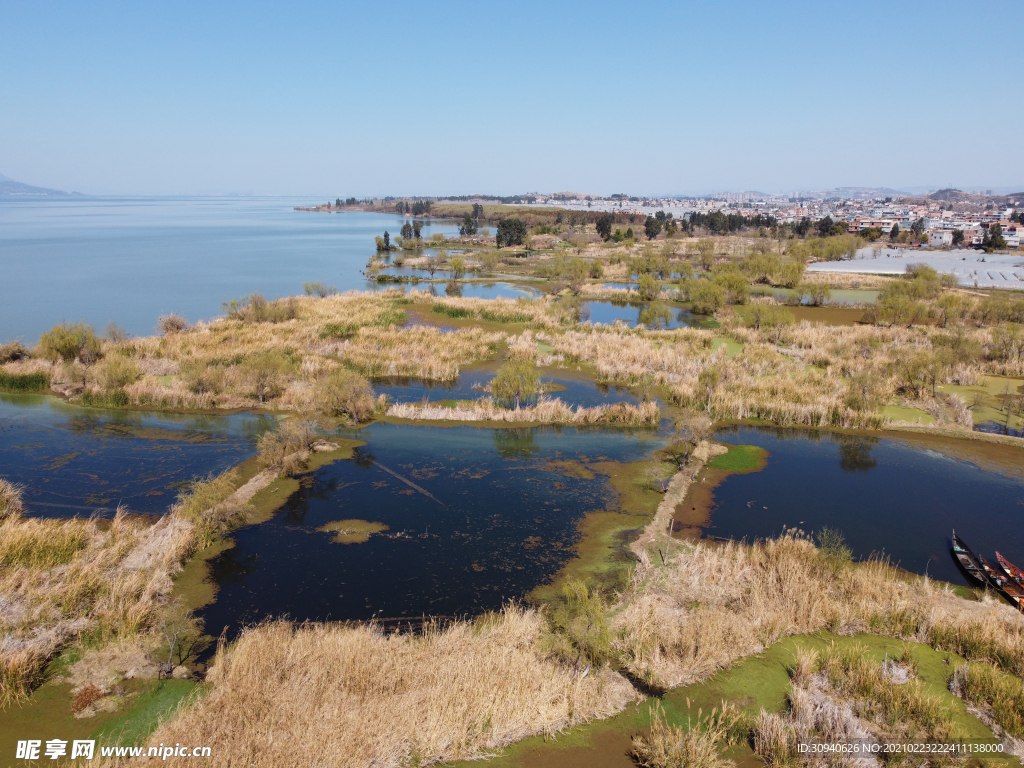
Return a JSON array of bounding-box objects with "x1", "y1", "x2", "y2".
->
[
  {"x1": 644, "y1": 216, "x2": 662, "y2": 240},
  {"x1": 697, "y1": 367, "x2": 720, "y2": 413},
  {"x1": 496, "y1": 218, "x2": 527, "y2": 248},
  {"x1": 459, "y1": 214, "x2": 478, "y2": 236},
  {"x1": 695, "y1": 239, "x2": 716, "y2": 271},
  {"x1": 711, "y1": 271, "x2": 749, "y2": 304},
  {"x1": 595, "y1": 214, "x2": 614, "y2": 241},
  {"x1": 889, "y1": 223, "x2": 900, "y2": 242},
  {"x1": 472, "y1": 203, "x2": 484, "y2": 219},
  {"x1": 688, "y1": 281, "x2": 725, "y2": 315},
  {"x1": 982, "y1": 223, "x2": 1006, "y2": 252},
  {"x1": 637, "y1": 274, "x2": 661, "y2": 301},
  {"x1": 400, "y1": 221, "x2": 413, "y2": 239},
  {"x1": 563, "y1": 257, "x2": 589, "y2": 295},
  {"x1": 39, "y1": 322, "x2": 103, "y2": 364},
  {"x1": 448, "y1": 256, "x2": 466, "y2": 280},
  {"x1": 491, "y1": 360, "x2": 540, "y2": 408},
  {"x1": 412, "y1": 220, "x2": 423, "y2": 239},
  {"x1": 951, "y1": 229, "x2": 965, "y2": 247}
]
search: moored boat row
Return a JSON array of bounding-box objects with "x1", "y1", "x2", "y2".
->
[{"x1": 951, "y1": 532, "x2": 1024, "y2": 611}]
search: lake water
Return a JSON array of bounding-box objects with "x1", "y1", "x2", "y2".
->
[
  {"x1": 0, "y1": 393, "x2": 270, "y2": 517},
  {"x1": 197, "y1": 422, "x2": 663, "y2": 636},
  {"x1": 703, "y1": 427, "x2": 1024, "y2": 586},
  {"x1": 580, "y1": 300, "x2": 694, "y2": 329},
  {"x1": 0, "y1": 197, "x2": 460, "y2": 343}
]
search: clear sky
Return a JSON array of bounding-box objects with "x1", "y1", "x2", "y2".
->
[{"x1": 1, "y1": 0, "x2": 1021, "y2": 197}]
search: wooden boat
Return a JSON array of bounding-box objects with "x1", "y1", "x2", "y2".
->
[
  {"x1": 979, "y1": 554, "x2": 1009, "y2": 589},
  {"x1": 951, "y1": 533, "x2": 989, "y2": 587},
  {"x1": 996, "y1": 552, "x2": 1024, "y2": 586}
]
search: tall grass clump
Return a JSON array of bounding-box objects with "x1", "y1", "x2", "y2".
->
[
  {"x1": 172, "y1": 469, "x2": 247, "y2": 547},
  {"x1": 818, "y1": 642, "x2": 955, "y2": 741},
  {"x1": 0, "y1": 480, "x2": 25, "y2": 521},
  {"x1": 632, "y1": 703, "x2": 736, "y2": 768},
  {"x1": 949, "y1": 662, "x2": 1024, "y2": 738},
  {"x1": 223, "y1": 293, "x2": 298, "y2": 324},
  {"x1": 0, "y1": 370, "x2": 50, "y2": 392}
]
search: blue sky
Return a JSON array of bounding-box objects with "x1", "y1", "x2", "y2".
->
[{"x1": 1, "y1": 0, "x2": 1021, "y2": 196}]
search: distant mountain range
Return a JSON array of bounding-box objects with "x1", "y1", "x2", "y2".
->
[{"x1": 0, "y1": 173, "x2": 80, "y2": 197}]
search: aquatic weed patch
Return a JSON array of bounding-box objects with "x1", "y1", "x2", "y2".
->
[{"x1": 706, "y1": 445, "x2": 767, "y2": 473}]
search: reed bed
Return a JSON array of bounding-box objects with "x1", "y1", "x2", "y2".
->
[
  {"x1": 116, "y1": 606, "x2": 635, "y2": 768},
  {"x1": 614, "y1": 536, "x2": 1024, "y2": 690},
  {"x1": 425, "y1": 293, "x2": 570, "y2": 327},
  {"x1": 333, "y1": 325, "x2": 502, "y2": 380},
  {"x1": 387, "y1": 397, "x2": 661, "y2": 425},
  {"x1": 0, "y1": 504, "x2": 195, "y2": 706}
]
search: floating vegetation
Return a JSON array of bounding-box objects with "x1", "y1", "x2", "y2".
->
[{"x1": 317, "y1": 519, "x2": 389, "y2": 544}]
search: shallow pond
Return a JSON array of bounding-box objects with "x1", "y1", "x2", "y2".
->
[
  {"x1": 373, "y1": 367, "x2": 640, "y2": 409},
  {"x1": 694, "y1": 426, "x2": 1024, "y2": 586},
  {"x1": 0, "y1": 393, "x2": 271, "y2": 517},
  {"x1": 364, "y1": 280, "x2": 539, "y2": 300},
  {"x1": 197, "y1": 423, "x2": 663, "y2": 635},
  {"x1": 750, "y1": 286, "x2": 879, "y2": 305},
  {"x1": 580, "y1": 300, "x2": 694, "y2": 329}
]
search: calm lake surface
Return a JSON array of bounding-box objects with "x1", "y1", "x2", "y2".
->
[
  {"x1": 707, "y1": 427, "x2": 1024, "y2": 586},
  {"x1": 0, "y1": 198, "x2": 460, "y2": 343},
  {"x1": 198, "y1": 422, "x2": 662, "y2": 636},
  {"x1": 0, "y1": 393, "x2": 270, "y2": 516}
]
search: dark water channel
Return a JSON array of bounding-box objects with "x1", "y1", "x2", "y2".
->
[
  {"x1": 0, "y1": 393, "x2": 270, "y2": 517},
  {"x1": 705, "y1": 426, "x2": 1024, "y2": 586},
  {"x1": 580, "y1": 300, "x2": 694, "y2": 329},
  {"x1": 197, "y1": 423, "x2": 663, "y2": 637}
]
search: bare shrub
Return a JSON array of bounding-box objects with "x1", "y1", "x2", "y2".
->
[
  {"x1": 223, "y1": 293, "x2": 298, "y2": 324},
  {"x1": 0, "y1": 341, "x2": 29, "y2": 364},
  {"x1": 158, "y1": 314, "x2": 190, "y2": 335},
  {"x1": 314, "y1": 368, "x2": 374, "y2": 421},
  {"x1": 303, "y1": 282, "x2": 337, "y2": 298},
  {"x1": 71, "y1": 684, "x2": 104, "y2": 714},
  {"x1": 93, "y1": 356, "x2": 141, "y2": 390}
]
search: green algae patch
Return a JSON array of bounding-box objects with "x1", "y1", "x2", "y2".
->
[
  {"x1": 707, "y1": 444, "x2": 768, "y2": 474},
  {"x1": 172, "y1": 537, "x2": 235, "y2": 611},
  {"x1": 540, "y1": 459, "x2": 595, "y2": 480},
  {"x1": 938, "y1": 374, "x2": 1024, "y2": 433},
  {"x1": 91, "y1": 680, "x2": 201, "y2": 747},
  {"x1": 0, "y1": 654, "x2": 198, "y2": 760},
  {"x1": 882, "y1": 405, "x2": 937, "y2": 425},
  {"x1": 318, "y1": 519, "x2": 389, "y2": 544},
  {"x1": 710, "y1": 337, "x2": 743, "y2": 358},
  {"x1": 442, "y1": 633, "x2": 1008, "y2": 768}
]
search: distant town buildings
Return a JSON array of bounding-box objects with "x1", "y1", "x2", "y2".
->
[{"x1": 508, "y1": 189, "x2": 1021, "y2": 250}]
